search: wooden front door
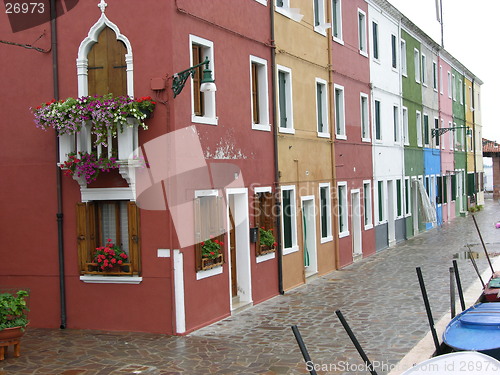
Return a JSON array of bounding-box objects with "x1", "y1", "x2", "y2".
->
[{"x1": 229, "y1": 209, "x2": 237, "y2": 297}]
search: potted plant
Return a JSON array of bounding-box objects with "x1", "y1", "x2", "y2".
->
[
  {"x1": 201, "y1": 238, "x2": 224, "y2": 270},
  {"x1": 259, "y1": 227, "x2": 277, "y2": 255},
  {"x1": 31, "y1": 94, "x2": 156, "y2": 148},
  {"x1": 62, "y1": 151, "x2": 119, "y2": 184},
  {"x1": 0, "y1": 290, "x2": 29, "y2": 340},
  {"x1": 93, "y1": 239, "x2": 129, "y2": 272}
]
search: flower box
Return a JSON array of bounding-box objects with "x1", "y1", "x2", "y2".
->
[
  {"x1": 259, "y1": 244, "x2": 276, "y2": 255},
  {"x1": 201, "y1": 255, "x2": 223, "y2": 270}
]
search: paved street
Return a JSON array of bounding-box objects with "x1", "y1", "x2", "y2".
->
[{"x1": 2, "y1": 198, "x2": 500, "y2": 375}]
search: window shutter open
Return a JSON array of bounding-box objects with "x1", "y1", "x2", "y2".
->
[
  {"x1": 128, "y1": 201, "x2": 140, "y2": 275},
  {"x1": 251, "y1": 63, "x2": 260, "y2": 123},
  {"x1": 76, "y1": 203, "x2": 88, "y2": 274},
  {"x1": 192, "y1": 45, "x2": 203, "y2": 116}
]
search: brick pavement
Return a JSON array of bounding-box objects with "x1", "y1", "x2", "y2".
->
[{"x1": 1, "y1": 199, "x2": 499, "y2": 375}]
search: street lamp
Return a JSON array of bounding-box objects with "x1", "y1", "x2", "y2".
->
[
  {"x1": 431, "y1": 126, "x2": 472, "y2": 138},
  {"x1": 171, "y1": 57, "x2": 216, "y2": 98}
]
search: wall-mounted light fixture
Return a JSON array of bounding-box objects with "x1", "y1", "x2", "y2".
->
[
  {"x1": 432, "y1": 126, "x2": 472, "y2": 138},
  {"x1": 172, "y1": 57, "x2": 216, "y2": 98}
]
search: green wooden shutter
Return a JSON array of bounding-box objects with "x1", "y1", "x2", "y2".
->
[
  {"x1": 282, "y1": 190, "x2": 292, "y2": 248},
  {"x1": 278, "y1": 71, "x2": 287, "y2": 128},
  {"x1": 317, "y1": 83, "x2": 323, "y2": 133}
]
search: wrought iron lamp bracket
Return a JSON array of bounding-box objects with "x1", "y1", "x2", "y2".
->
[{"x1": 172, "y1": 57, "x2": 211, "y2": 98}]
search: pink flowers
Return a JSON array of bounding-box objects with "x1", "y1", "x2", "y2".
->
[{"x1": 93, "y1": 239, "x2": 128, "y2": 271}]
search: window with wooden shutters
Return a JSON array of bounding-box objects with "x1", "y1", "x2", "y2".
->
[
  {"x1": 277, "y1": 65, "x2": 294, "y2": 133},
  {"x1": 190, "y1": 35, "x2": 217, "y2": 125},
  {"x1": 251, "y1": 62, "x2": 260, "y2": 124},
  {"x1": 194, "y1": 194, "x2": 225, "y2": 271},
  {"x1": 255, "y1": 191, "x2": 276, "y2": 256},
  {"x1": 87, "y1": 27, "x2": 127, "y2": 97},
  {"x1": 76, "y1": 201, "x2": 140, "y2": 275},
  {"x1": 192, "y1": 44, "x2": 204, "y2": 116}
]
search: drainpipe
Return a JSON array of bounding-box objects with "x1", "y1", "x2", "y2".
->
[
  {"x1": 270, "y1": 3, "x2": 284, "y2": 295},
  {"x1": 51, "y1": 0, "x2": 66, "y2": 329}
]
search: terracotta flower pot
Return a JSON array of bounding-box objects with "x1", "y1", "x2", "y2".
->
[{"x1": 0, "y1": 326, "x2": 25, "y2": 341}]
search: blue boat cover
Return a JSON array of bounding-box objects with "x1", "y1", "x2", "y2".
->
[{"x1": 443, "y1": 303, "x2": 500, "y2": 351}]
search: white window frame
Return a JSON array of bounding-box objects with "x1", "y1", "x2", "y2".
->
[
  {"x1": 319, "y1": 183, "x2": 333, "y2": 243},
  {"x1": 277, "y1": 65, "x2": 295, "y2": 134},
  {"x1": 376, "y1": 180, "x2": 385, "y2": 224},
  {"x1": 334, "y1": 83, "x2": 345, "y2": 139},
  {"x1": 402, "y1": 106, "x2": 409, "y2": 145},
  {"x1": 414, "y1": 48, "x2": 420, "y2": 84},
  {"x1": 423, "y1": 113, "x2": 430, "y2": 147},
  {"x1": 313, "y1": 0, "x2": 327, "y2": 35},
  {"x1": 374, "y1": 99, "x2": 382, "y2": 141},
  {"x1": 281, "y1": 185, "x2": 299, "y2": 255},
  {"x1": 449, "y1": 121, "x2": 453, "y2": 150},
  {"x1": 421, "y1": 53, "x2": 427, "y2": 86},
  {"x1": 337, "y1": 182, "x2": 349, "y2": 238},
  {"x1": 254, "y1": 0, "x2": 267, "y2": 4},
  {"x1": 360, "y1": 93, "x2": 370, "y2": 142},
  {"x1": 432, "y1": 61, "x2": 438, "y2": 91},
  {"x1": 459, "y1": 79, "x2": 463, "y2": 105},
  {"x1": 190, "y1": 35, "x2": 217, "y2": 126},
  {"x1": 275, "y1": 0, "x2": 304, "y2": 22},
  {"x1": 316, "y1": 78, "x2": 330, "y2": 138},
  {"x1": 433, "y1": 116, "x2": 440, "y2": 149},
  {"x1": 393, "y1": 104, "x2": 399, "y2": 144},
  {"x1": 358, "y1": 9, "x2": 368, "y2": 57},
  {"x1": 396, "y1": 178, "x2": 404, "y2": 219},
  {"x1": 404, "y1": 176, "x2": 411, "y2": 217},
  {"x1": 372, "y1": 20, "x2": 379, "y2": 62},
  {"x1": 452, "y1": 74, "x2": 456, "y2": 101},
  {"x1": 440, "y1": 65, "x2": 443, "y2": 94},
  {"x1": 332, "y1": 0, "x2": 343, "y2": 44},
  {"x1": 194, "y1": 189, "x2": 224, "y2": 280},
  {"x1": 250, "y1": 55, "x2": 271, "y2": 131},
  {"x1": 401, "y1": 39, "x2": 407, "y2": 76},
  {"x1": 391, "y1": 34, "x2": 397, "y2": 70},
  {"x1": 447, "y1": 71, "x2": 452, "y2": 98},
  {"x1": 363, "y1": 180, "x2": 373, "y2": 230},
  {"x1": 416, "y1": 110, "x2": 422, "y2": 147}
]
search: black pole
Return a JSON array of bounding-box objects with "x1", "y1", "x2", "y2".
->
[
  {"x1": 416, "y1": 267, "x2": 441, "y2": 355},
  {"x1": 449, "y1": 267, "x2": 456, "y2": 319},
  {"x1": 291, "y1": 325, "x2": 318, "y2": 375},
  {"x1": 50, "y1": 0, "x2": 66, "y2": 330},
  {"x1": 335, "y1": 310, "x2": 378, "y2": 375},
  {"x1": 467, "y1": 245, "x2": 485, "y2": 288},
  {"x1": 452, "y1": 260, "x2": 466, "y2": 311},
  {"x1": 471, "y1": 214, "x2": 495, "y2": 274}
]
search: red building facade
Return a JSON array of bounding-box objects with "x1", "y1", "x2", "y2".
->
[
  {"x1": 331, "y1": 0, "x2": 376, "y2": 267},
  {"x1": 0, "y1": 0, "x2": 277, "y2": 334}
]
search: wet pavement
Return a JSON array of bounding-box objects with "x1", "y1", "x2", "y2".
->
[{"x1": 2, "y1": 198, "x2": 500, "y2": 375}]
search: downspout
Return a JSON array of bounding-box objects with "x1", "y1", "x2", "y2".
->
[
  {"x1": 472, "y1": 79, "x2": 477, "y2": 204},
  {"x1": 51, "y1": 0, "x2": 66, "y2": 329},
  {"x1": 270, "y1": 3, "x2": 284, "y2": 295}
]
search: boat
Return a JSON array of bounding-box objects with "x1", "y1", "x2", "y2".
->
[
  {"x1": 482, "y1": 272, "x2": 500, "y2": 302},
  {"x1": 443, "y1": 302, "x2": 500, "y2": 359},
  {"x1": 401, "y1": 351, "x2": 500, "y2": 374}
]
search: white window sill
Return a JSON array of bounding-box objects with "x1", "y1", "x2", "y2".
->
[
  {"x1": 80, "y1": 275, "x2": 143, "y2": 284},
  {"x1": 320, "y1": 235, "x2": 333, "y2": 244},
  {"x1": 283, "y1": 245, "x2": 299, "y2": 255},
  {"x1": 359, "y1": 50, "x2": 368, "y2": 58},
  {"x1": 339, "y1": 231, "x2": 350, "y2": 238},
  {"x1": 196, "y1": 265, "x2": 223, "y2": 280},
  {"x1": 256, "y1": 252, "x2": 276, "y2": 263},
  {"x1": 364, "y1": 224, "x2": 373, "y2": 230},
  {"x1": 318, "y1": 132, "x2": 331, "y2": 138},
  {"x1": 335, "y1": 133, "x2": 347, "y2": 140},
  {"x1": 279, "y1": 127, "x2": 295, "y2": 134},
  {"x1": 333, "y1": 36, "x2": 344, "y2": 45},
  {"x1": 362, "y1": 137, "x2": 371, "y2": 143},
  {"x1": 192, "y1": 115, "x2": 218, "y2": 126},
  {"x1": 252, "y1": 123, "x2": 271, "y2": 132}
]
